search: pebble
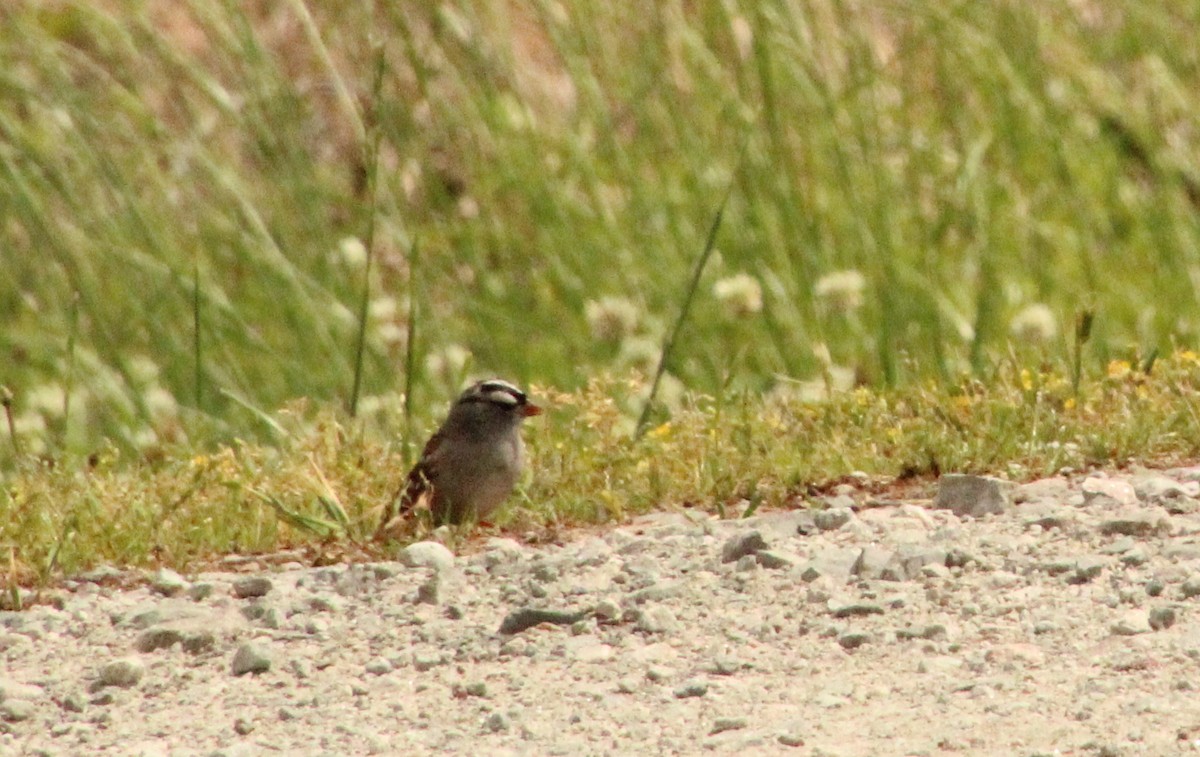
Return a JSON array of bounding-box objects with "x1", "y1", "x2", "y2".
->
[
  {"x1": 232, "y1": 577, "x2": 273, "y2": 599},
  {"x1": 1069, "y1": 556, "x2": 1108, "y2": 584},
  {"x1": 151, "y1": 568, "x2": 189, "y2": 597},
  {"x1": 932, "y1": 474, "x2": 1014, "y2": 517},
  {"x1": 673, "y1": 680, "x2": 709, "y2": 698},
  {"x1": 634, "y1": 606, "x2": 679, "y2": 634},
  {"x1": 1110, "y1": 611, "x2": 1152, "y2": 636},
  {"x1": 721, "y1": 531, "x2": 769, "y2": 563},
  {"x1": 498, "y1": 607, "x2": 589, "y2": 635},
  {"x1": 1149, "y1": 606, "x2": 1177, "y2": 631},
  {"x1": 710, "y1": 717, "x2": 747, "y2": 734},
  {"x1": 231, "y1": 643, "x2": 272, "y2": 676},
  {"x1": 1182, "y1": 575, "x2": 1200, "y2": 599},
  {"x1": 1, "y1": 699, "x2": 34, "y2": 722},
  {"x1": 400, "y1": 541, "x2": 456, "y2": 572},
  {"x1": 99, "y1": 657, "x2": 145, "y2": 688},
  {"x1": 364, "y1": 658, "x2": 392, "y2": 676},
  {"x1": 838, "y1": 632, "x2": 872, "y2": 650},
  {"x1": 4, "y1": 469, "x2": 1197, "y2": 754},
  {"x1": 813, "y1": 507, "x2": 854, "y2": 532}
]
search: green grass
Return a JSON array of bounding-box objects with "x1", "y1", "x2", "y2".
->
[
  {"x1": 2, "y1": 2, "x2": 1200, "y2": 594},
  {"x1": 6, "y1": 354, "x2": 1200, "y2": 591},
  {"x1": 1, "y1": 1, "x2": 1198, "y2": 457}
]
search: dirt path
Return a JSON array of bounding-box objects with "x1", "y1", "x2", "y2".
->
[{"x1": 3, "y1": 468, "x2": 1200, "y2": 756}]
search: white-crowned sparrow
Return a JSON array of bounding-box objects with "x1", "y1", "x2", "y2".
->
[{"x1": 378, "y1": 379, "x2": 541, "y2": 534}]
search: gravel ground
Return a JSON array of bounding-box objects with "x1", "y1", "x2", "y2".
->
[{"x1": 6, "y1": 468, "x2": 1200, "y2": 756}]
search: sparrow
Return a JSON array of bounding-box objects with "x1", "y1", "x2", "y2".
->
[{"x1": 377, "y1": 379, "x2": 541, "y2": 535}]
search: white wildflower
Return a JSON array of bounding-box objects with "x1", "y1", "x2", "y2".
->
[
  {"x1": 336, "y1": 237, "x2": 368, "y2": 268},
  {"x1": 127, "y1": 355, "x2": 161, "y2": 385},
  {"x1": 585, "y1": 296, "x2": 640, "y2": 342},
  {"x1": 425, "y1": 344, "x2": 471, "y2": 384},
  {"x1": 12, "y1": 411, "x2": 46, "y2": 436},
  {"x1": 144, "y1": 386, "x2": 178, "y2": 423},
  {"x1": 712, "y1": 273, "x2": 763, "y2": 318},
  {"x1": 374, "y1": 322, "x2": 407, "y2": 348},
  {"x1": 368, "y1": 296, "x2": 399, "y2": 323},
  {"x1": 730, "y1": 16, "x2": 753, "y2": 62},
  {"x1": 814, "y1": 270, "x2": 867, "y2": 314},
  {"x1": 617, "y1": 337, "x2": 661, "y2": 375},
  {"x1": 1010, "y1": 303, "x2": 1058, "y2": 344},
  {"x1": 25, "y1": 384, "x2": 66, "y2": 416}
]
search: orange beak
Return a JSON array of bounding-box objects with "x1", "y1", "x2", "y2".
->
[{"x1": 522, "y1": 403, "x2": 543, "y2": 417}]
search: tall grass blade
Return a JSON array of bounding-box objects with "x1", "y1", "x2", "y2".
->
[
  {"x1": 193, "y1": 258, "x2": 203, "y2": 409},
  {"x1": 635, "y1": 176, "x2": 737, "y2": 438},
  {"x1": 62, "y1": 291, "x2": 80, "y2": 447},
  {"x1": 402, "y1": 238, "x2": 422, "y2": 465},
  {"x1": 349, "y1": 41, "x2": 388, "y2": 418}
]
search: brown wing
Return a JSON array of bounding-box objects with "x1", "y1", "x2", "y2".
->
[{"x1": 377, "y1": 432, "x2": 442, "y2": 537}]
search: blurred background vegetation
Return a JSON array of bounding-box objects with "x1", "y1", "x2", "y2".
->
[{"x1": 2, "y1": 0, "x2": 1199, "y2": 460}]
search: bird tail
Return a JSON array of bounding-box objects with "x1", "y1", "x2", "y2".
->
[{"x1": 374, "y1": 468, "x2": 431, "y2": 541}]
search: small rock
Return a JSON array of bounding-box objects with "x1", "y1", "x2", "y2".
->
[
  {"x1": 136, "y1": 625, "x2": 215, "y2": 655},
  {"x1": 1082, "y1": 477, "x2": 1139, "y2": 508},
  {"x1": 454, "y1": 681, "x2": 488, "y2": 698},
  {"x1": 233, "y1": 717, "x2": 255, "y2": 735},
  {"x1": 1121, "y1": 547, "x2": 1149, "y2": 566},
  {"x1": 634, "y1": 606, "x2": 679, "y2": 634},
  {"x1": 61, "y1": 692, "x2": 85, "y2": 713},
  {"x1": 890, "y1": 546, "x2": 949, "y2": 580},
  {"x1": 1, "y1": 699, "x2": 34, "y2": 722},
  {"x1": 416, "y1": 574, "x2": 441, "y2": 605},
  {"x1": 150, "y1": 568, "x2": 189, "y2": 597},
  {"x1": 1110, "y1": 611, "x2": 1151, "y2": 636},
  {"x1": 484, "y1": 712, "x2": 510, "y2": 732},
  {"x1": 413, "y1": 651, "x2": 444, "y2": 671},
  {"x1": 629, "y1": 581, "x2": 684, "y2": 604},
  {"x1": 710, "y1": 717, "x2": 747, "y2": 735},
  {"x1": 78, "y1": 565, "x2": 123, "y2": 583},
  {"x1": 309, "y1": 594, "x2": 342, "y2": 613},
  {"x1": 1183, "y1": 575, "x2": 1200, "y2": 599},
  {"x1": 721, "y1": 531, "x2": 769, "y2": 563},
  {"x1": 735, "y1": 554, "x2": 759, "y2": 572},
  {"x1": 232, "y1": 577, "x2": 273, "y2": 599},
  {"x1": 1068, "y1": 556, "x2": 1108, "y2": 584},
  {"x1": 813, "y1": 507, "x2": 854, "y2": 532},
  {"x1": 0, "y1": 678, "x2": 43, "y2": 702},
  {"x1": 231, "y1": 642, "x2": 272, "y2": 676},
  {"x1": 187, "y1": 583, "x2": 215, "y2": 602},
  {"x1": 709, "y1": 657, "x2": 740, "y2": 675},
  {"x1": 932, "y1": 474, "x2": 1015, "y2": 517},
  {"x1": 778, "y1": 732, "x2": 806, "y2": 747},
  {"x1": 800, "y1": 548, "x2": 863, "y2": 585},
  {"x1": 830, "y1": 602, "x2": 884, "y2": 619},
  {"x1": 99, "y1": 657, "x2": 145, "y2": 688},
  {"x1": 1133, "y1": 474, "x2": 1189, "y2": 504},
  {"x1": 1099, "y1": 513, "x2": 1168, "y2": 537},
  {"x1": 646, "y1": 666, "x2": 674, "y2": 683},
  {"x1": 498, "y1": 607, "x2": 588, "y2": 635},
  {"x1": 921, "y1": 563, "x2": 950, "y2": 579},
  {"x1": 593, "y1": 598, "x2": 622, "y2": 622},
  {"x1": 364, "y1": 658, "x2": 392, "y2": 676},
  {"x1": 756, "y1": 550, "x2": 799, "y2": 570},
  {"x1": 838, "y1": 631, "x2": 872, "y2": 649},
  {"x1": 855, "y1": 547, "x2": 895, "y2": 580},
  {"x1": 674, "y1": 680, "x2": 709, "y2": 698},
  {"x1": 1146, "y1": 579, "x2": 1165, "y2": 597},
  {"x1": 400, "y1": 541, "x2": 456, "y2": 572},
  {"x1": 1149, "y1": 606, "x2": 1178, "y2": 631}
]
